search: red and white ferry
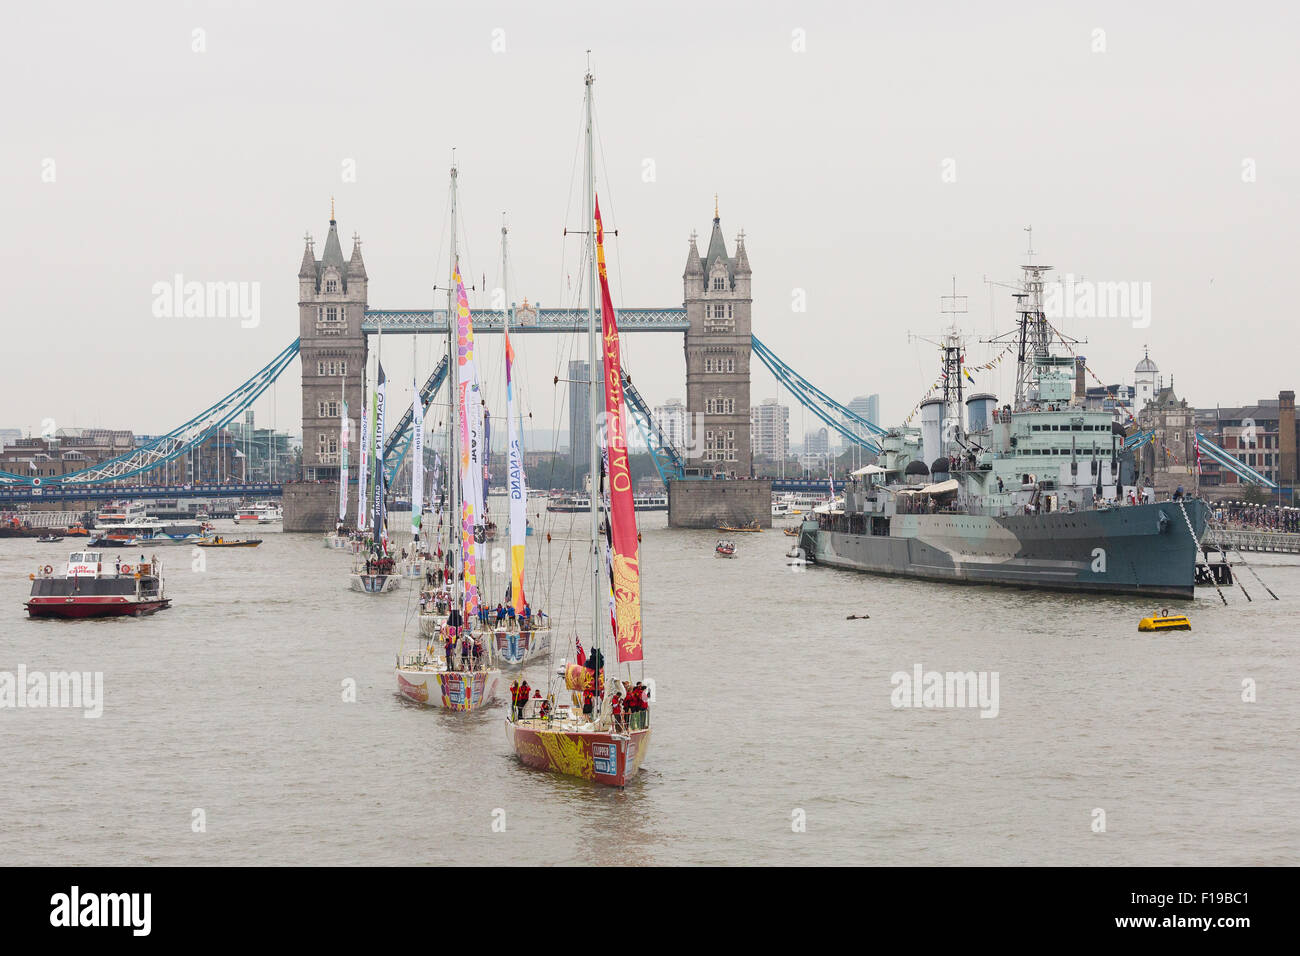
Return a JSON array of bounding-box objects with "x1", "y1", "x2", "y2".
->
[{"x1": 25, "y1": 550, "x2": 170, "y2": 619}]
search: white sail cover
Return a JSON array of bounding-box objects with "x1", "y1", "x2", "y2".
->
[
  {"x1": 338, "y1": 399, "x2": 349, "y2": 523},
  {"x1": 411, "y1": 379, "x2": 423, "y2": 540}
]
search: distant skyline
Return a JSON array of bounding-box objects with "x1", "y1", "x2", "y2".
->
[{"x1": 5, "y1": 1, "x2": 1297, "y2": 445}]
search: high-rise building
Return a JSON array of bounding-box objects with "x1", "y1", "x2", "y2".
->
[
  {"x1": 845, "y1": 394, "x2": 880, "y2": 448},
  {"x1": 683, "y1": 202, "x2": 752, "y2": 475},
  {"x1": 652, "y1": 399, "x2": 688, "y2": 451},
  {"x1": 750, "y1": 398, "x2": 789, "y2": 461},
  {"x1": 567, "y1": 358, "x2": 604, "y2": 475}
]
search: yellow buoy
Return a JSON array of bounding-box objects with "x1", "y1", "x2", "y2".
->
[{"x1": 1138, "y1": 613, "x2": 1191, "y2": 632}]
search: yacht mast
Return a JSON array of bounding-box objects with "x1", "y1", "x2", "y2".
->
[
  {"x1": 583, "y1": 69, "x2": 602, "y2": 669},
  {"x1": 447, "y1": 163, "x2": 461, "y2": 615}
]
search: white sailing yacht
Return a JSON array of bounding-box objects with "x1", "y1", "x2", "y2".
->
[
  {"x1": 504, "y1": 68, "x2": 653, "y2": 786},
  {"x1": 396, "y1": 163, "x2": 503, "y2": 710}
]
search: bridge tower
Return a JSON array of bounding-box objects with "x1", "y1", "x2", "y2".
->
[
  {"x1": 286, "y1": 205, "x2": 368, "y2": 530},
  {"x1": 670, "y1": 201, "x2": 770, "y2": 528},
  {"x1": 683, "y1": 199, "x2": 752, "y2": 476}
]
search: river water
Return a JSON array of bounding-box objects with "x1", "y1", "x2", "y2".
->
[{"x1": 2, "y1": 502, "x2": 1297, "y2": 865}]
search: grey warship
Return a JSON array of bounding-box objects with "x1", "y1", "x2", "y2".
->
[{"x1": 800, "y1": 259, "x2": 1209, "y2": 600}]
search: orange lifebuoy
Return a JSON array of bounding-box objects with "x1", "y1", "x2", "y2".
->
[{"x1": 121, "y1": 564, "x2": 132, "y2": 574}]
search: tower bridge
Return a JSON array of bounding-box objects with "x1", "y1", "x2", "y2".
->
[{"x1": 3, "y1": 204, "x2": 890, "y2": 530}]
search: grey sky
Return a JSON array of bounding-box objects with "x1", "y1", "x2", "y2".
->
[{"x1": 4, "y1": 1, "x2": 1296, "y2": 446}]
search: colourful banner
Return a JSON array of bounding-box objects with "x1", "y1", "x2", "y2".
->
[
  {"x1": 357, "y1": 403, "x2": 369, "y2": 533},
  {"x1": 454, "y1": 263, "x2": 484, "y2": 617},
  {"x1": 594, "y1": 196, "x2": 643, "y2": 663},
  {"x1": 371, "y1": 363, "x2": 387, "y2": 551},
  {"x1": 338, "y1": 398, "x2": 349, "y2": 523},
  {"x1": 505, "y1": 326, "x2": 527, "y2": 614}
]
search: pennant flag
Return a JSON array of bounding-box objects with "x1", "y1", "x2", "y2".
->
[
  {"x1": 454, "y1": 262, "x2": 485, "y2": 618},
  {"x1": 357, "y1": 403, "x2": 369, "y2": 533},
  {"x1": 371, "y1": 363, "x2": 388, "y2": 551},
  {"x1": 594, "y1": 195, "x2": 643, "y2": 663},
  {"x1": 505, "y1": 324, "x2": 527, "y2": 614},
  {"x1": 411, "y1": 378, "x2": 424, "y2": 539}
]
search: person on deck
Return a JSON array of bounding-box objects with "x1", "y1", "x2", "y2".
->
[
  {"x1": 495, "y1": 603, "x2": 507, "y2": 626},
  {"x1": 506, "y1": 604, "x2": 517, "y2": 629},
  {"x1": 518, "y1": 680, "x2": 531, "y2": 717},
  {"x1": 611, "y1": 692, "x2": 624, "y2": 732},
  {"x1": 460, "y1": 634, "x2": 473, "y2": 672},
  {"x1": 582, "y1": 686, "x2": 595, "y2": 718},
  {"x1": 509, "y1": 681, "x2": 520, "y2": 720},
  {"x1": 472, "y1": 638, "x2": 483, "y2": 671},
  {"x1": 444, "y1": 633, "x2": 456, "y2": 670}
]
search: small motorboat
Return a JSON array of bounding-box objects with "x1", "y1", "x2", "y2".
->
[
  {"x1": 782, "y1": 527, "x2": 798, "y2": 537},
  {"x1": 196, "y1": 535, "x2": 262, "y2": 548},
  {"x1": 1138, "y1": 610, "x2": 1191, "y2": 632},
  {"x1": 715, "y1": 540, "x2": 736, "y2": 558},
  {"x1": 37, "y1": 534, "x2": 65, "y2": 543},
  {"x1": 716, "y1": 521, "x2": 762, "y2": 533}
]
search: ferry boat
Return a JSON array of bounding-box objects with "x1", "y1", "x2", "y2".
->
[
  {"x1": 26, "y1": 550, "x2": 170, "y2": 618},
  {"x1": 234, "y1": 502, "x2": 282, "y2": 524},
  {"x1": 799, "y1": 260, "x2": 1210, "y2": 600},
  {"x1": 547, "y1": 492, "x2": 668, "y2": 513},
  {"x1": 90, "y1": 518, "x2": 208, "y2": 547}
]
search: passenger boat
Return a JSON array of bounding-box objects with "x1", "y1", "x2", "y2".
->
[
  {"x1": 394, "y1": 162, "x2": 502, "y2": 710},
  {"x1": 1138, "y1": 612, "x2": 1191, "y2": 632},
  {"x1": 26, "y1": 550, "x2": 170, "y2": 618},
  {"x1": 506, "y1": 73, "x2": 653, "y2": 787},
  {"x1": 196, "y1": 535, "x2": 261, "y2": 548},
  {"x1": 715, "y1": 540, "x2": 736, "y2": 557},
  {"x1": 90, "y1": 518, "x2": 207, "y2": 547},
  {"x1": 64, "y1": 523, "x2": 90, "y2": 537},
  {"x1": 234, "y1": 502, "x2": 282, "y2": 524},
  {"x1": 717, "y1": 520, "x2": 762, "y2": 533},
  {"x1": 548, "y1": 492, "x2": 668, "y2": 513}
]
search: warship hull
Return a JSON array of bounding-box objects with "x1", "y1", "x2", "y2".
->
[{"x1": 801, "y1": 499, "x2": 1209, "y2": 600}]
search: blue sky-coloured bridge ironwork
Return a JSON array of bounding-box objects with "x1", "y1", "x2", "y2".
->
[{"x1": 363, "y1": 307, "x2": 689, "y2": 334}]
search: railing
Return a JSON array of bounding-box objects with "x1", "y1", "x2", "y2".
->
[{"x1": 1205, "y1": 528, "x2": 1300, "y2": 554}]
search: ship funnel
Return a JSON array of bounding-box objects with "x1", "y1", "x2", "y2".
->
[
  {"x1": 965, "y1": 393, "x2": 997, "y2": 432},
  {"x1": 919, "y1": 398, "x2": 944, "y2": 464}
]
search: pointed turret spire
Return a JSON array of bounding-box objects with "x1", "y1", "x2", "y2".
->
[
  {"x1": 298, "y1": 232, "x2": 316, "y2": 279},
  {"x1": 733, "y1": 229, "x2": 751, "y2": 276},
  {"x1": 348, "y1": 232, "x2": 367, "y2": 279},
  {"x1": 684, "y1": 230, "x2": 703, "y2": 276}
]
